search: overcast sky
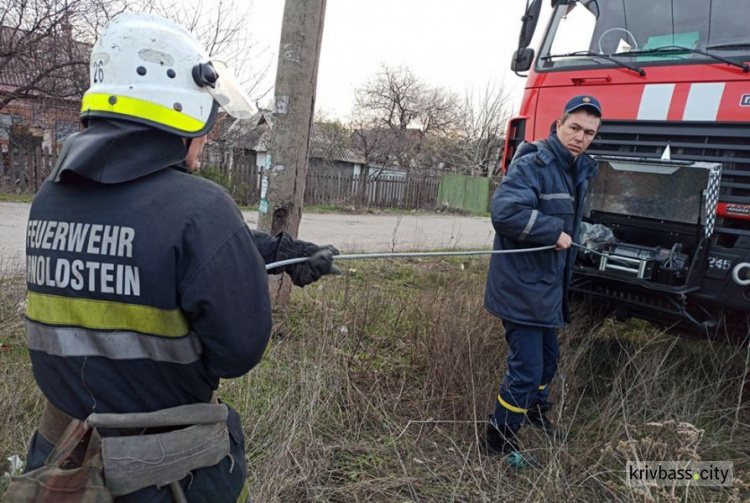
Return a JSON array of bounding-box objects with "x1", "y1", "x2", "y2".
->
[{"x1": 248, "y1": 0, "x2": 551, "y2": 121}]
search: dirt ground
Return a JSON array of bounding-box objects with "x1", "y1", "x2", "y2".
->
[{"x1": 0, "y1": 201, "x2": 495, "y2": 273}]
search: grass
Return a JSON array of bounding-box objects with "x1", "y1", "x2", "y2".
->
[
  {"x1": 1, "y1": 256, "x2": 749, "y2": 501},
  {"x1": 235, "y1": 203, "x2": 489, "y2": 218},
  {"x1": 0, "y1": 193, "x2": 34, "y2": 203},
  {"x1": 299, "y1": 204, "x2": 490, "y2": 218}
]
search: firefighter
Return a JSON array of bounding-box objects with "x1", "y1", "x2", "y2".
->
[
  {"x1": 23, "y1": 13, "x2": 337, "y2": 501},
  {"x1": 482, "y1": 96, "x2": 602, "y2": 465}
]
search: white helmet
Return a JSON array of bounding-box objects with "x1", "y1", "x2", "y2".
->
[{"x1": 81, "y1": 13, "x2": 253, "y2": 137}]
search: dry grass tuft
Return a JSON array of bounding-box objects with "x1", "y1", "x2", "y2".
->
[
  {"x1": 0, "y1": 262, "x2": 45, "y2": 489},
  {"x1": 1, "y1": 257, "x2": 748, "y2": 501}
]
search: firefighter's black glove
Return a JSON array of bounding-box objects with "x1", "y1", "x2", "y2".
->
[{"x1": 276, "y1": 233, "x2": 340, "y2": 287}]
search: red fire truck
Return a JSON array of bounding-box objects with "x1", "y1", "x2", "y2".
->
[{"x1": 505, "y1": 0, "x2": 750, "y2": 332}]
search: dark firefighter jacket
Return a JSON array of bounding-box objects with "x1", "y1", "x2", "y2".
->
[
  {"x1": 484, "y1": 132, "x2": 599, "y2": 328},
  {"x1": 24, "y1": 118, "x2": 280, "y2": 501}
]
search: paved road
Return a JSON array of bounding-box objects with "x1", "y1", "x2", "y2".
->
[{"x1": 1, "y1": 201, "x2": 495, "y2": 274}]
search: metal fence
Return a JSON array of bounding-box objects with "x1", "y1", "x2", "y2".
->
[{"x1": 437, "y1": 175, "x2": 491, "y2": 213}]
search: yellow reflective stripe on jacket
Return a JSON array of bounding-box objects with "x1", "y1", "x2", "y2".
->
[
  {"x1": 539, "y1": 384, "x2": 547, "y2": 390},
  {"x1": 81, "y1": 93, "x2": 205, "y2": 133},
  {"x1": 26, "y1": 291, "x2": 189, "y2": 337},
  {"x1": 497, "y1": 394, "x2": 528, "y2": 414},
  {"x1": 237, "y1": 479, "x2": 250, "y2": 503}
]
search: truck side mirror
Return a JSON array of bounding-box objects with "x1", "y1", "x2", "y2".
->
[
  {"x1": 519, "y1": 0, "x2": 543, "y2": 48},
  {"x1": 511, "y1": 48, "x2": 535, "y2": 72}
]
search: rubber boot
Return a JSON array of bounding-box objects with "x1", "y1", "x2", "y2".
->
[
  {"x1": 524, "y1": 401, "x2": 567, "y2": 442},
  {"x1": 481, "y1": 418, "x2": 536, "y2": 468}
]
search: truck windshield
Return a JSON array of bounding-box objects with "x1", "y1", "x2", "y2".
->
[{"x1": 538, "y1": 0, "x2": 750, "y2": 71}]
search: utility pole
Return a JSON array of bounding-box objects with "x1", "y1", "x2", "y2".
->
[{"x1": 258, "y1": 0, "x2": 327, "y2": 305}]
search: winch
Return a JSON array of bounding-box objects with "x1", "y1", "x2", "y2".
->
[{"x1": 597, "y1": 242, "x2": 689, "y2": 283}]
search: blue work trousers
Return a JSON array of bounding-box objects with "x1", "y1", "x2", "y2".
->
[{"x1": 492, "y1": 319, "x2": 560, "y2": 431}]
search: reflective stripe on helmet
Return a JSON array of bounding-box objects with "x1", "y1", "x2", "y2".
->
[
  {"x1": 81, "y1": 93, "x2": 206, "y2": 134},
  {"x1": 26, "y1": 291, "x2": 189, "y2": 338}
]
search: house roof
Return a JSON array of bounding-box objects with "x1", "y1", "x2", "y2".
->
[
  {"x1": 223, "y1": 115, "x2": 364, "y2": 165},
  {"x1": 309, "y1": 135, "x2": 363, "y2": 164},
  {"x1": 223, "y1": 115, "x2": 268, "y2": 151},
  {"x1": 0, "y1": 24, "x2": 90, "y2": 102}
]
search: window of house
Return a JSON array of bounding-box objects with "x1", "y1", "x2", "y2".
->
[{"x1": 0, "y1": 114, "x2": 24, "y2": 140}]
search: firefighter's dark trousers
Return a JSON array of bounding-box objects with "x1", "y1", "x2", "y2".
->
[{"x1": 491, "y1": 320, "x2": 560, "y2": 430}]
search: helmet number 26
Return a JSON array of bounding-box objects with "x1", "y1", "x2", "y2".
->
[{"x1": 93, "y1": 61, "x2": 105, "y2": 83}]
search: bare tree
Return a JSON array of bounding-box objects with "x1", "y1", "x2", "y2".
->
[
  {"x1": 0, "y1": 0, "x2": 271, "y2": 112},
  {"x1": 148, "y1": 0, "x2": 272, "y2": 100},
  {"x1": 0, "y1": 0, "x2": 92, "y2": 111},
  {"x1": 440, "y1": 82, "x2": 513, "y2": 178},
  {"x1": 310, "y1": 118, "x2": 353, "y2": 169},
  {"x1": 77, "y1": 0, "x2": 130, "y2": 44},
  {"x1": 354, "y1": 64, "x2": 457, "y2": 134},
  {"x1": 349, "y1": 64, "x2": 459, "y2": 203}
]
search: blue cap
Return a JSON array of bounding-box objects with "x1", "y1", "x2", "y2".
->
[{"x1": 564, "y1": 95, "x2": 602, "y2": 117}]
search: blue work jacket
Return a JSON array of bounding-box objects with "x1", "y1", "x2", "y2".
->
[
  {"x1": 484, "y1": 132, "x2": 599, "y2": 328},
  {"x1": 24, "y1": 119, "x2": 280, "y2": 501}
]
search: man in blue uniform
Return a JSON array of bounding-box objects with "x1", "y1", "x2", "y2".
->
[
  {"x1": 23, "y1": 13, "x2": 336, "y2": 501},
  {"x1": 483, "y1": 96, "x2": 602, "y2": 464}
]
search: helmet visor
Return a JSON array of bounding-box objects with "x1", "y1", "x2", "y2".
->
[{"x1": 206, "y1": 61, "x2": 255, "y2": 120}]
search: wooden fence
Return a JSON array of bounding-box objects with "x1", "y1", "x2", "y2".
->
[
  {"x1": 1, "y1": 146, "x2": 441, "y2": 210},
  {"x1": 200, "y1": 147, "x2": 262, "y2": 205},
  {"x1": 0, "y1": 146, "x2": 60, "y2": 194},
  {"x1": 305, "y1": 171, "x2": 440, "y2": 209}
]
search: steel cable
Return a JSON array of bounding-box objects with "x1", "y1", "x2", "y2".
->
[{"x1": 264, "y1": 242, "x2": 640, "y2": 271}]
